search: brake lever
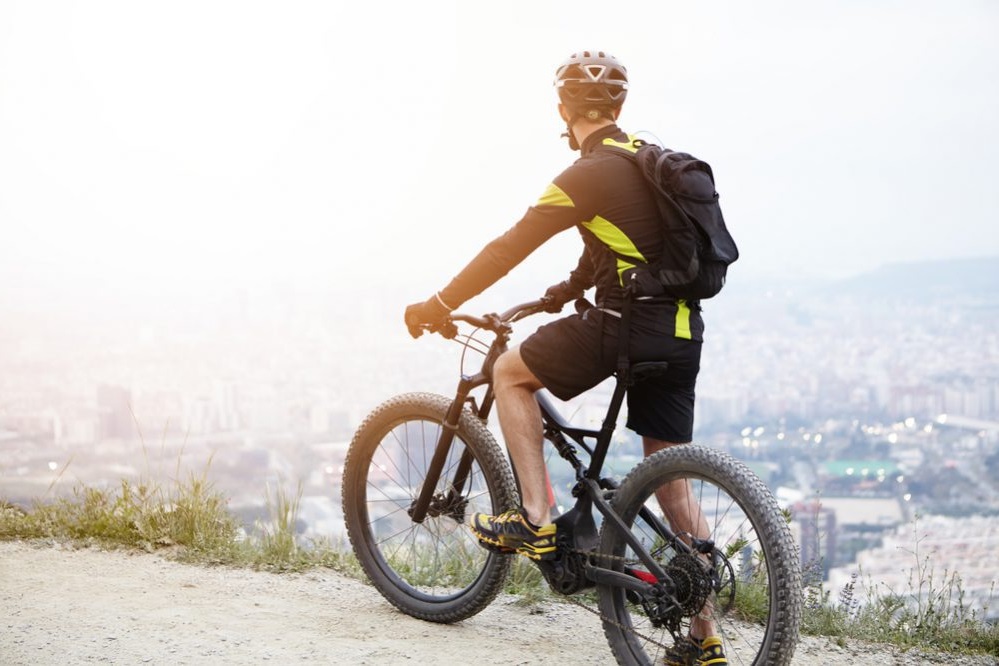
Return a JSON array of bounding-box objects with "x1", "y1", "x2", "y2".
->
[{"x1": 482, "y1": 313, "x2": 512, "y2": 335}]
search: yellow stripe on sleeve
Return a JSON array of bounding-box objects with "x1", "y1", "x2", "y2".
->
[{"x1": 536, "y1": 183, "x2": 575, "y2": 208}]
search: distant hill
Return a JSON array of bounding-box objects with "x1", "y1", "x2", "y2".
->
[
  {"x1": 827, "y1": 256, "x2": 999, "y2": 302},
  {"x1": 772, "y1": 257, "x2": 999, "y2": 304},
  {"x1": 712, "y1": 256, "x2": 999, "y2": 315}
]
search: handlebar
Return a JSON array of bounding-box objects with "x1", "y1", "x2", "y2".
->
[
  {"x1": 450, "y1": 298, "x2": 551, "y2": 331},
  {"x1": 414, "y1": 297, "x2": 553, "y2": 339}
]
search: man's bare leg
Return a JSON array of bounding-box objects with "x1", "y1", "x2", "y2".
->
[
  {"x1": 492, "y1": 348, "x2": 550, "y2": 527},
  {"x1": 644, "y1": 437, "x2": 717, "y2": 641}
]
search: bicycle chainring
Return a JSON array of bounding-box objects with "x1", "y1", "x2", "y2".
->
[{"x1": 535, "y1": 545, "x2": 593, "y2": 596}]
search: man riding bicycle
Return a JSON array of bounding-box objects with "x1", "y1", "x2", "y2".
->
[{"x1": 406, "y1": 50, "x2": 726, "y2": 665}]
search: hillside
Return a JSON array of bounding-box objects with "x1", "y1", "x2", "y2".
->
[
  {"x1": 717, "y1": 255, "x2": 999, "y2": 305},
  {"x1": 1, "y1": 541, "x2": 994, "y2": 665},
  {"x1": 829, "y1": 256, "x2": 999, "y2": 302}
]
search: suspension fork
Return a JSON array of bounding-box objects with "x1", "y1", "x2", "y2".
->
[
  {"x1": 444, "y1": 386, "x2": 495, "y2": 507},
  {"x1": 408, "y1": 377, "x2": 475, "y2": 523},
  {"x1": 408, "y1": 376, "x2": 495, "y2": 523}
]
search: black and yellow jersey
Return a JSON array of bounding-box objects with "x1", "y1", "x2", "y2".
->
[{"x1": 437, "y1": 124, "x2": 703, "y2": 341}]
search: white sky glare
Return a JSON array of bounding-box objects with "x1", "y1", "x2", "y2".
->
[{"x1": 1, "y1": 1, "x2": 997, "y2": 313}]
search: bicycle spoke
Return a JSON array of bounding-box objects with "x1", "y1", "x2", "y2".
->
[
  {"x1": 342, "y1": 394, "x2": 520, "y2": 612},
  {"x1": 597, "y1": 445, "x2": 800, "y2": 665}
]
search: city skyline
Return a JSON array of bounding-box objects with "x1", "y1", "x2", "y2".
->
[
  {"x1": 3, "y1": 256, "x2": 996, "y2": 460},
  {"x1": 3, "y1": 256, "x2": 997, "y2": 619},
  {"x1": 2, "y1": 2, "x2": 998, "y2": 622}
]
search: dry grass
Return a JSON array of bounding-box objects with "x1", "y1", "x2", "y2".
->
[{"x1": 3, "y1": 479, "x2": 997, "y2": 658}]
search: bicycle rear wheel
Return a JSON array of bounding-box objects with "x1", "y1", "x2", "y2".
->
[
  {"x1": 342, "y1": 392, "x2": 518, "y2": 623},
  {"x1": 597, "y1": 445, "x2": 801, "y2": 666}
]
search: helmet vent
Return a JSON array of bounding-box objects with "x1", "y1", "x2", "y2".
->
[{"x1": 554, "y1": 51, "x2": 629, "y2": 109}]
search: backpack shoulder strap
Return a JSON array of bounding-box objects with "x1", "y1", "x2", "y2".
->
[{"x1": 616, "y1": 142, "x2": 695, "y2": 233}]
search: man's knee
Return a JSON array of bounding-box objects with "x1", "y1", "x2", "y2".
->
[
  {"x1": 643, "y1": 436, "x2": 690, "y2": 457},
  {"x1": 494, "y1": 349, "x2": 543, "y2": 392}
]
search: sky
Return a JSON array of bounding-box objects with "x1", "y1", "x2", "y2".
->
[{"x1": 1, "y1": 1, "x2": 997, "y2": 320}]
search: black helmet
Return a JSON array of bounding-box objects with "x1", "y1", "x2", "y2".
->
[{"x1": 554, "y1": 50, "x2": 629, "y2": 112}]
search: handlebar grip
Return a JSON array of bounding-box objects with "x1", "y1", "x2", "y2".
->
[
  {"x1": 404, "y1": 311, "x2": 425, "y2": 339},
  {"x1": 404, "y1": 316, "x2": 457, "y2": 340}
]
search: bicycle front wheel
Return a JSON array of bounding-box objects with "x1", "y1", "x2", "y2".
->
[
  {"x1": 342, "y1": 392, "x2": 518, "y2": 623},
  {"x1": 597, "y1": 445, "x2": 801, "y2": 666}
]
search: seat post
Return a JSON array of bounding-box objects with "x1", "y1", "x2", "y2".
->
[
  {"x1": 586, "y1": 368, "x2": 631, "y2": 480},
  {"x1": 587, "y1": 286, "x2": 635, "y2": 481}
]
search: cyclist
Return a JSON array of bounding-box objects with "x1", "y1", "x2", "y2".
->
[{"x1": 405, "y1": 50, "x2": 726, "y2": 664}]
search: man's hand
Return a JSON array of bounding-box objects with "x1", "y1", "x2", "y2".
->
[
  {"x1": 543, "y1": 280, "x2": 583, "y2": 313},
  {"x1": 404, "y1": 294, "x2": 455, "y2": 338}
]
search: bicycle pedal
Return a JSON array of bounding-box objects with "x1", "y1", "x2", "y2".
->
[{"x1": 475, "y1": 538, "x2": 515, "y2": 555}]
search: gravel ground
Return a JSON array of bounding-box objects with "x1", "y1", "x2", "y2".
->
[{"x1": 1, "y1": 541, "x2": 995, "y2": 665}]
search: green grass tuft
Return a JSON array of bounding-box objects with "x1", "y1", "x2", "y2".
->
[
  {"x1": 4, "y1": 479, "x2": 997, "y2": 658},
  {"x1": 0, "y1": 469, "x2": 357, "y2": 577},
  {"x1": 801, "y1": 555, "x2": 999, "y2": 656}
]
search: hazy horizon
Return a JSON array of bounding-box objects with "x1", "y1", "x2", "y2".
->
[
  {"x1": 2, "y1": 1, "x2": 998, "y2": 328},
  {"x1": 3, "y1": 6, "x2": 997, "y2": 630}
]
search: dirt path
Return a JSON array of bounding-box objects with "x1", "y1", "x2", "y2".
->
[{"x1": 1, "y1": 541, "x2": 994, "y2": 665}]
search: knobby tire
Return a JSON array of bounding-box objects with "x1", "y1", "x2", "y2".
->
[
  {"x1": 342, "y1": 392, "x2": 519, "y2": 623},
  {"x1": 597, "y1": 445, "x2": 802, "y2": 666}
]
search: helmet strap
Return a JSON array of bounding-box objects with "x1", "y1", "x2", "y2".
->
[
  {"x1": 561, "y1": 126, "x2": 580, "y2": 151},
  {"x1": 561, "y1": 110, "x2": 583, "y2": 151},
  {"x1": 560, "y1": 107, "x2": 613, "y2": 151}
]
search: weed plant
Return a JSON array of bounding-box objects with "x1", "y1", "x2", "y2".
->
[
  {"x1": 0, "y1": 467, "x2": 357, "y2": 576},
  {"x1": 4, "y1": 476, "x2": 998, "y2": 658},
  {"x1": 800, "y1": 520, "x2": 999, "y2": 658}
]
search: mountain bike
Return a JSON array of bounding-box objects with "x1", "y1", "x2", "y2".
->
[{"x1": 342, "y1": 297, "x2": 802, "y2": 665}]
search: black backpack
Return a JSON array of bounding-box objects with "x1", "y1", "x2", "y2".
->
[{"x1": 614, "y1": 141, "x2": 739, "y2": 300}]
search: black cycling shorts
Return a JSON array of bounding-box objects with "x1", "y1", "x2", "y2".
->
[{"x1": 520, "y1": 305, "x2": 701, "y2": 443}]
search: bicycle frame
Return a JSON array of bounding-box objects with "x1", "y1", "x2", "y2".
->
[{"x1": 408, "y1": 300, "x2": 705, "y2": 598}]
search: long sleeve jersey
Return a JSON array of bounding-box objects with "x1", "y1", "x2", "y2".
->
[{"x1": 437, "y1": 124, "x2": 703, "y2": 341}]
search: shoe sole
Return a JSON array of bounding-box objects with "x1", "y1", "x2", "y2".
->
[
  {"x1": 469, "y1": 527, "x2": 557, "y2": 561},
  {"x1": 476, "y1": 539, "x2": 515, "y2": 555}
]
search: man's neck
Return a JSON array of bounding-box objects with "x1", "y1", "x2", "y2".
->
[
  {"x1": 572, "y1": 119, "x2": 616, "y2": 150},
  {"x1": 579, "y1": 121, "x2": 621, "y2": 155}
]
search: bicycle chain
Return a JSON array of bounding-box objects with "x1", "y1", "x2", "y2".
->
[
  {"x1": 547, "y1": 546, "x2": 678, "y2": 654},
  {"x1": 556, "y1": 582, "x2": 674, "y2": 654}
]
